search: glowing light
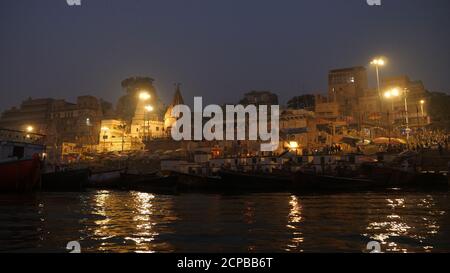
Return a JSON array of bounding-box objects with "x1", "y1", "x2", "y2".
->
[
  {"x1": 139, "y1": 91, "x2": 151, "y2": 101},
  {"x1": 144, "y1": 105, "x2": 154, "y2": 112},
  {"x1": 26, "y1": 126, "x2": 34, "y2": 132},
  {"x1": 391, "y1": 88, "x2": 400, "y2": 97},
  {"x1": 289, "y1": 141, "x2": 299, "y2": 149},
  {"x1": 384, "y1": 88, "x2": 401, "y2": 99},
  {"x1": 371, "y1": 58, "x2": 385, "y2": 66},
  {"x1": 420, "y1": 100, "x2": 425, "y2": 105},
  {"x1": 101, "y1": 127, "x2": 109, "y2": 131}
]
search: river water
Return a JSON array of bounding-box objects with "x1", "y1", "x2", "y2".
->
[{"x1": 0, "y1": 190, "x2": 449, "y2": 253}]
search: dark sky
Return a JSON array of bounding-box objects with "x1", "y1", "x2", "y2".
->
[{"x1": 1, "y1": 0, "x2": 449, "y2": 110}]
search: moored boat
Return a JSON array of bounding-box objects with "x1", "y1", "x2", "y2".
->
[
  {"x1": 41, "y1": 168, "x2": 90, "y2": 191},
  {"x1": 88, "y1": 169, "x2": 124, "y2": 189},
  {"x1": 0, "y1": 155, "x2": 42, "y2": 192},
  {"x1": 292, "y1": 171, "x2": 376, "y2": 191},
  {"x1": 0, "y1": 129, "x2": 46, "y2": 192},
  {"x1": 217, "y1": 170, "x2": 292, "y2": 191},
  {"x1": 171, "y1": 171, "x2": 222, "y2": 191},
  {"x1": 120, "y1": 172, "x2": 178, "y2": 193}
]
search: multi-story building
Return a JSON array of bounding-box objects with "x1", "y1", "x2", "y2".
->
[
  {"x1": 358, "y1": 76, "x2": 430, "y2": 129},
  {"x1": 0, "y1": 96, "x2": 112, "y2": 161},
  {"x1": 48, "y1": 96, "x2": 106, "y2": 146},
  {"x1": 314, "y1": 95, "x2": 340, "y2": 121},
  {"x1": 381, "y1": 76, "x2": 430, "y2": 127},
  {"x1": 279, "y1": 109, "x2": 316, "y2": 153},
  {"x1": 98, "y1": 119, "x2": 143, "y2": 152},
  {"x1": 327, "y1": 66, "x2": 368, "y2": 118},
  {"x1": 0, "y1": 98, "x2": 55, "y2": 134}
]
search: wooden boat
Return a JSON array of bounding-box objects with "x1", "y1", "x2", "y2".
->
[
  {"x1": 217, "y1": 170, "x2": 292, "y2": 191},
  {"x1": 172, "y1": 171, "x2": 223, "y2": 191},
  {"x1": 41, "y1": 169, "x2": 90, "y2": 191},
  {"x1": 120, "y1": 172, "x2": 178, "y2": 193},
  {"x1": 88, "y1": 169, "x2": 123, "y2": 189},
  {"x1": 360, "y1": 163, "x2": 448, "y2": 189},
  {"x1": 413, "y1": 172, "x2": 448, "y2": 188},
  {"x1": 0, "y1": 133, "x2": 45, "y2": 192},
  {"x1": 292, "y1": 171, "x2": 376, "y2": 191},
  {"x1": 0, "y1": 155, "x2": 42, "y2": 192}
]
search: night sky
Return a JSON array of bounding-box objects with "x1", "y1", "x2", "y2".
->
[{"x1": 1, "y1": 0, "x2": 449, "y2": 110}]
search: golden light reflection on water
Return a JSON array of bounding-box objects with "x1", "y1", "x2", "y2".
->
[
  {"x1": 364, "y1": 195, "x2": 445, "y2": 253},
  {"x1": 84, "y1": 190, "x2": 175, "y2": 253},
  {"x1": 127, "y1": 192, "x2": 157, "y2": 253},
  {"x1": 3, "y1": 191, "x2": 448, "y2": 253},
  {"x1": 286, "y1": 195, "x2": 304, "y2": 252}
]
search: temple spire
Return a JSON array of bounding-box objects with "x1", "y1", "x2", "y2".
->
[{"x1": 172, "y1": 83, "x2": 184, "y2": 105}]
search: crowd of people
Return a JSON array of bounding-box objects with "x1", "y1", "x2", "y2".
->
[{"x1": 410, "y1": 130, "x2": 450, "y2": 155}]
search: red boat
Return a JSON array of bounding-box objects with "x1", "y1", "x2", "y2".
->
[
  {"x1": 0, "y1": 155, "x2": 42, "y2": 192},
  {"x1": 0, "y1": 128, "x2": 46, "y2": 192}
]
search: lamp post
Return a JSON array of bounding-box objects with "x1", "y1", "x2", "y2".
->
[
  {"x1": 138, "y1": 90, "x2": 151, "y2": 142},
  {"x1": 370, "y1": 58, "x2": 386, "y2": 110},
  {"x1": 420, "y1": 99, "x2": 425, "y2": 121},
  {"x1": 101, "y1": 127, "x2": 109, "y2": 152},
  {"x1": 144, "y1": 105, "x2": 154, "y2": 141},
  {"x1": 384, "y1": 87, "x2": 410, "y2": 144},
  {"x1": 118, "y1": 123, "x2": 127, "y2": 153}
]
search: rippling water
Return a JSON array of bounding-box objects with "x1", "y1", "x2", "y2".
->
[{"x1": 0, "y1": 190, "x2": 449, "y2": 253}]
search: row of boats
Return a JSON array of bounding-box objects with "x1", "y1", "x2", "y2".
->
[
  {"x1": 35, "y1": 163, "x2": 449, "y2": 194},
  {"x1": 1, "y1": 136, "x2": 449, "y2": 193}
]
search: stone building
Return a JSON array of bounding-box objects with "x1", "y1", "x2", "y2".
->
[
  {"x1": 279, "y1": 109, "x2": 317, "y2": 153},
  {"x1": 358, "y1": 76, "x2": 430, "y2": 129},
  {"x1": 0, "y1": 96, "x2": 112, "y2": 161},
  {"x1": 0, "y1": 98, "x2": 55, "y2": 134},
  {"x1": 327, "y1": 66, "x2": 368, "y2": 118},
  {"x1": 116, "y1": 77, "x2": 162, "y2": 123}
]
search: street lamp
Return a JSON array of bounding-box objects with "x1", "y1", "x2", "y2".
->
[
  {"x1": 138, "y1": 91, "x2": 152, "y2": 141},
  {"x1": 139, "y1": 91, "x2": 151, "y2": 101},
  {"x1": 420, "y1": 100, "x2": 425, "y2": 117},
  {"x1": 144, "y1": 105, "x2": 154, "y2": 141},
  {"x1": 384, "y1": 87, "x2": 410, "y2": 143},
  {"x1": 144, "y1": 105, "x2": 154, "y2": 112},
  {"x1": 26, "y1": 125, "x2": 34, "y2": 133},
  {"x1": 370, "y1": 57, "x2": 386, "y2": 110},
  {"x1": 419, "y1": 100, "x2": 426, "y2": 130},
  {"x1": 101, "y1": 127, "x2": 109, "y2": 151}
]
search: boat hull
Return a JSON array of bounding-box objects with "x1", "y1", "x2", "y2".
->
[
  {"x1": 120, "y1": 173, "x2": 178, "y2": 193},
  {"x1": 292, "y1": 172, "x2": 376, "y2": 191},
  {"x1": 0, "y1": 157, "x2": 41, "y2": 192},
  {"x1": 41, "y1": 169, "x2": 89, "y2": 192},
  {"x1": 217, "y1": 170, "x2": 292, "y2": 191},
  {"x1": 174, "y1": 171, "x2": 223, "y2": 191},
  {"x1": 88, "y1": 169, "x2": 123, "y2": 189}
]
